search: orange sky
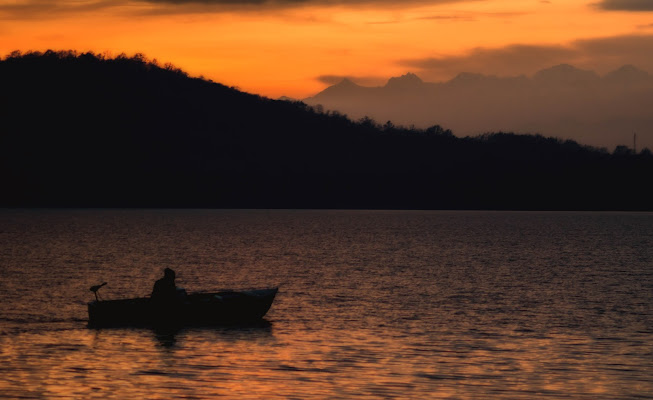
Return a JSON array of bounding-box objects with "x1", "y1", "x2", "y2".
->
[{"x1": 1, "y1": 0, "x2": 653, "y2": 98}]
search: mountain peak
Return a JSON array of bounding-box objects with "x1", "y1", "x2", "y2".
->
[
  {"x1": 534, "y1": 64, "x2": 599, "y2": 84},
  {"x1": 604, "y1": 65, "x2": 651, "y2": 84},
  {"x1": 336, "y1": 78, "x2": 358, "y2": 87},
  {"x1": 306, "y1": 77, "x2": 364, "y2": 101},
  {"x1": 611, "y1": 64, "x2": 641, "y2": 73},
  {"x1": 385, "y1": 72, "x2": 424, "y2": 89},
  {"x1": 449, "y1": 72, "x2": 489, "y2": 84}
]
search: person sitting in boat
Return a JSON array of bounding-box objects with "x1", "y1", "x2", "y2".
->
[{"x1": 151, "y1": 268, "x2": 179, "y2": 303}]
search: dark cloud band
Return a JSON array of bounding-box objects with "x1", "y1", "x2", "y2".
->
[
  {"x1": 140, "y1": 0, "x2": 458, "y2": 5},
  {"x1": 596, "y1": 0, "x2": 653, "y2": 11},
  {"x1": 399, "y1": 34, "x2": 653, "y2": 80},
  {"x1": 0, "y1": 0, "x2": 478, "y2": 19}
]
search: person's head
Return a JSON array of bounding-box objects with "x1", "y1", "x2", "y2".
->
[{"x1": 164, "y1": 268, "x2": 175, "y2": 279}]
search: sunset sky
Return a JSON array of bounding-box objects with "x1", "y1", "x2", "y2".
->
[{"x1": 2, "y1": 0, "x2": 653, "y2": 99}]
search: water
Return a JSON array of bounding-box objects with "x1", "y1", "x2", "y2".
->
[{"x1": 1, "y1": 209, "x2": 652, "y2": 399}]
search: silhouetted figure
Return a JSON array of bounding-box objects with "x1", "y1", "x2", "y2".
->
[{"x1": 151, "y1": 268, "x2": 177, "y2": 303}]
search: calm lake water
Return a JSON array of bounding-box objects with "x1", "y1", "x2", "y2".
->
[{"x1": 1, "y1": 209, "x2": 652, "y2": 399}]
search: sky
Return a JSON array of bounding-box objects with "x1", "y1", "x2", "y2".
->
[{"x1": 1, "y1": 0, "x2": 653, "y2": 99}]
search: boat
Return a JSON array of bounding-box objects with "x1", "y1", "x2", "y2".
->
[{"x1": 88, "y1": 287, "x2": 278, "y2": 328}]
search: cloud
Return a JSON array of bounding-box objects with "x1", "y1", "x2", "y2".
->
[
  {"x1": 137, "y1": 0, "x2": 465, "y2": 5},
  {"x1": 416, "y1": 14, "x2": 475, "y2": 21},
  {"x1": 415, "y1": 11, "x2": 527, "y2": 22},
  {"x1": 364, "y1": 10, "x2": 523, "y2": 25},
  {"x1": 595, "y1": 0, "x2": 653, "y2": 11},
  {"x1": 399, "y1": 34, "x2": 653, "y2": 81},
  {"x1": 400, "y1": 44, "x2": 576, "y2": 79},
  {"x1": 316, "y1": 74, "x2": 386, "y2": 86},
  {"x1": 0, "y1": 0, "x2": 477, "y2": 19},
  {"x1": 0, "y1": 0, "x2": 128, "y2": 19}
]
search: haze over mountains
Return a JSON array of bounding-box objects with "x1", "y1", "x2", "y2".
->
[{"x1": 305, "y1": 64, "x2": 653, "y2": 151}]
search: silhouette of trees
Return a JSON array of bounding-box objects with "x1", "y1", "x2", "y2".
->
[
  {"x1": 613, "y1": 145, "x2": 633, "y2": 156},
  {"x1": 1, "y1": 50, "x2": 652, "y2": 210},
  {"x1": 358, "y1": 116, "x2": 379, "y2": 130},
  {"x1": 382, "y1": 120, "x2": 395, "y2": 131},
  {"x1": 424, "y1": 125, "x2": 453, "y2": 137}
]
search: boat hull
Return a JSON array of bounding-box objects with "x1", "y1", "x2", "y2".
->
[{"x1": 88, "y1": 288, "x2": 278, "y2": 328}]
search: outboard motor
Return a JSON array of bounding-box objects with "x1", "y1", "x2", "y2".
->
[{"x1": 90, "y1": 282, "x2": 107, "y2": 301}]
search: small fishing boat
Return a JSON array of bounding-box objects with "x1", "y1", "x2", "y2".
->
[{"x1": 88, "y1": 287, "x2": 278, "y2": 328}]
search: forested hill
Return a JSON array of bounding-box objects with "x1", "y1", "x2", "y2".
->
[{"x1": 1, "y1": 50, "x2": 652, "y2": 210}]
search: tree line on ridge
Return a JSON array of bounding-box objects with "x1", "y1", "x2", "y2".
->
[{"x1": 1, "y1": 50, "x2": 651, "y2": 210}]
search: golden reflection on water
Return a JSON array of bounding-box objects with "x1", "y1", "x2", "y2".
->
[
  {"x1": 2, "y1": 325, "x2": 651, "y2": 399},
  {"x1": 1, "y1": 210, "x2": 652, "y2": 399}
]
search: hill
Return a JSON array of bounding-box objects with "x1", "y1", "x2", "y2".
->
[
  {"x1": 304, "y1": 65, "x2": 653, "y2": 151},
  {"x1": 1, "y1": 50, "x2": 652, "y2": 210}
]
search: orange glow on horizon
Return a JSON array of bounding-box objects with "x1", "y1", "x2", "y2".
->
[{"x1": 1, "y1": 1, "x2": 652, "y2": 98}]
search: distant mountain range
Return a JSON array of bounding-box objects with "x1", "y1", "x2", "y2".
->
[
  {"x1": 1, "y1": 51, "x2": 652, "y2": 210},
  {"x1": 304, "y1": 64, "x2": 653, "y2": 151}
]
